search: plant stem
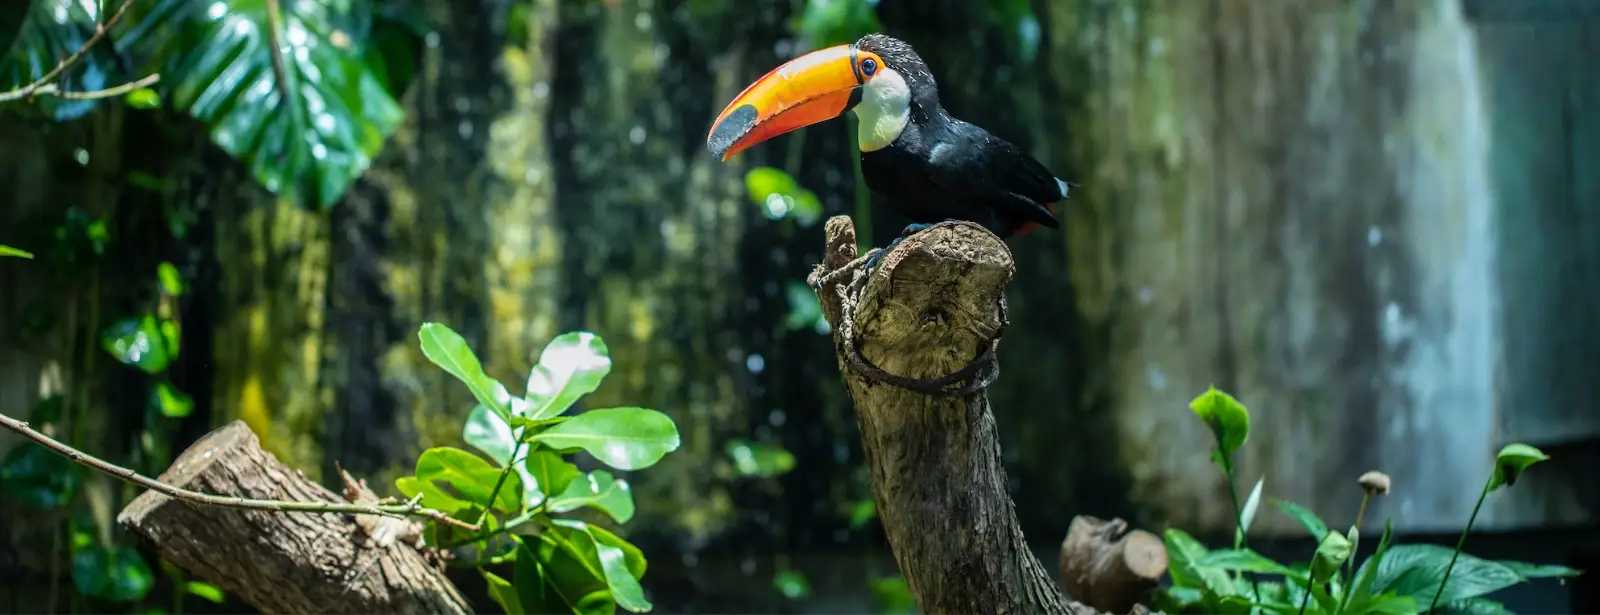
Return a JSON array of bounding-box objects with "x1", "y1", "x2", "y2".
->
[
  {"x1": 1221, "y1": 452, "x2": 1261, "y2": 601},
  {"x1": 477, "y1": 441, "x2": 528, "y2": 527},
  {"x1": 444, "y1": 508, "x2": 541, "y2": 549},
  {"x1": 1428, "y1": 479, "x2": 1491, "y2": 613},
  {"x1": 1296, "y1": 576, "x2": 1313, "y2": 615},
  {"x1": 1338, "y1": 491, "x2": 1373, "y2": 609},
  {"x1": 0, "y1": 0, "x2": 154, "y2": 103},
  {"x1": 0, "y1": 411, "x2": 481, "y2": 531}
]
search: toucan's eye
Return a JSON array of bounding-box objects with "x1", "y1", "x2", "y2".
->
[{"x1": 861, "y1": 58, "x2": 878, "y2": 76}]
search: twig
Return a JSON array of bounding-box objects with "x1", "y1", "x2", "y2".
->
[
  {"x1": 0, "y1": 0, "x2": 161, "y2": 104},
  {"x1": 0, "y1": 411, "x2": 481, "y2": 532}
]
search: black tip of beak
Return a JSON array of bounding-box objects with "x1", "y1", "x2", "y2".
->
[{"x1": 707, "y1": 104, "x2": 759, "y2": 159}]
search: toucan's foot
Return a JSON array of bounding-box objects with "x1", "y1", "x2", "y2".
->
[
  {"x1": 898, "y1": 218, "x2": 961, "y2": 238},
  {"x1": 863, "y1": 235, "x2": 912, "y2": 273}
]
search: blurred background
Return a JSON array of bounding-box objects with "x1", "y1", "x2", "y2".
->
[{"x1": 1, "y1": 0, "x2": 1597, "y2": 612}]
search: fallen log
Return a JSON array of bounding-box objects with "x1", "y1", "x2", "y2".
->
[{"x1": 117, "y1": 420, "x2": 472, "y2": 614}]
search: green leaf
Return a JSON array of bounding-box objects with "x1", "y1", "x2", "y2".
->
[
  {"x1": 412, "y1": 447, "x2": 521, "y2": 515},
  {"x1": 1194, "y1": 549, "x2": 1303, "y2": 579},
  {"x1": 548, "y1": 519, "x2": 652, "y2": 613},
  {"x1": 783, "y1": 279, "x2": 831, "y2": 334},
  {"x1": 1496, "y1": 559, "x2": 1580, "y2": 579},
  {"x1": 1310, "y1": 531, "x2": 1352, "y2": 584},
  {"x1": 1273, "y1": 498, "x2": 1330, "y2": 540},
  {"x1": 151, "y1": 381, "x2": 194, "y2": 418},
  {"x1": 0, "y1": 245, "x2": 33, "y2": 259},
  {"x1": 534, "y1": 530, "x2": 614, "y2": 615},
  {"x1": 525, "y1": 331, "x2": 612, "y2": 421},
  {"x1": 115, "y1": 0, "x2": 405, "y2": 208},
  {"x1": 1163, "y1": 527, "x2": 1236, "y2": 595},
  {"x1": 124, "y1": 87, "x2": 161, "y2": 109},
  {"x1": 156, "y1": 262, "x2": 184, "y2": 296},
  {"x1": 482, "y1": 569, "x2": 523, "y2": 614},
  {"x1": 1, "y1": 0, "x2": 124, "y2": 121},
  {"x1": 744, "y1": 167, "x2": 823, "y2": 227},
  {"x1": 394, "y1": 475, "x2": 468, "y2": 514},
  {"x1": 1372, "y1": 544, "x2": 1522, "y2": 606},
  {"x1": 725, "y1": 438, "x2": 796, "y2": 478},
  {"x1": 1433, "y1": 597, "x2": 1514, "y2": 615},
  {"x1": 524, "y1": 451, "x2": 580, "y2": 498},
  {"x1": 71, "y1": 545, "x2": 154, "y2": 603},
  {"x1": 774, "y1": 569, "x2": 812, "y2": 599},
  {"x1": 548, "y1": 470, "x2": 636, "y2": 523},
  {"x1": 1189, "y1": 386, "x2": 1250, "y2": 461},
  {"x1": 418, "y1": 323, "x2": 514, "y2": 421},
  {"x1": 0, "y1": 442, "x2": 79, "y2": 508},
  {"x1": 870, "y1": 575, "x2": 916, "y2": 615},
  {"x1": 793, "y1": 0, "x2": 885, "y2": 49},
  {"x1": 185, "y1": 581, "x2": 225, "y2": 604},
  {"x1": 1347, "y1": 520, "x2": 1394, "y2": 607},
  {"x1": 528, "y1": 407, "x2": 681, "y2": 471},
  {"x1": 848, "y1": 498, "x2": 877, "y2": 530},
  {"x1": 1488, "y1": 443, "x2": 1548, "y2": 492},
  {"x1": 1237, "y1": 476, "x2": 1264, "y2": 543},
  {"x1": 462, "y1": 403, "x2": 544, "y2": 509},
  {"x1": 588, "y1": 525, "x2": 648, "y2": 580},
  {"x1": 102, "y1": 314, "x2": 175, "y2": 374},
  {"x1": 515, "y1": 539, "x2": 568, "y2": 614}
]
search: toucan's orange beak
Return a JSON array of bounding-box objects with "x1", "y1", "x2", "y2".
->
[{"x1": 707, "y1": 44, "x2": 878, "y2": 161}]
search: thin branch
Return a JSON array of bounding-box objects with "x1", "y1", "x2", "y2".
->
[
  {"x1": 0, "y1": 74, "x2": 162, "y2": 103},
  {"x1": 0, "y1": 0, "x2": 160, "y2": 105},
  {"x1": 0, "y1": 411, "x2": 481, "y2": 532}
]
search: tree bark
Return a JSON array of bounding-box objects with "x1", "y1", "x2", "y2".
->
[
  {"x1": 807, "y1": 216, "x2": 1118, "y2": 615},
  {"x1": 116, "y1": 421, "x2": 471, "y2": 615},
  {"x1": 1058, "y1": 515, "x2": 1168, "y2": 614}
]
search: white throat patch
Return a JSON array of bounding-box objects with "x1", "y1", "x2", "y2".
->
[{"x1": 852, "y1": 67, "x2": 911, "y2": 152}]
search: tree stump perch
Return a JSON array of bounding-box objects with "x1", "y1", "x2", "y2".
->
[
  {"x1": 116, "y1": 421, "x2": 471, "y2": 614},
  {"x1": 808, "y1": 216, "x2": 1160, "y2": 615},
  {"x1": 1059, "y1": 515, "x2": 1168, "y2": 614}
]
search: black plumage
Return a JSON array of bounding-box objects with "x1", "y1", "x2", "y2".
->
[{"x1": 854, "y1": 34, "x2": 1066, "y2": 238}]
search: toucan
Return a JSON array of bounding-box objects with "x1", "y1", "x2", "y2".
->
[{"x1": 705, "y1": 33, "x2": 1068, "y2": 260}]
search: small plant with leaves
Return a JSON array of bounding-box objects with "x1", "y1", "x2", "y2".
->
[
  {"x1": 411, "y1": 323, "x2": 681, "y2": 614},
  {"x1": 1153, "y1": 387, "x2": 1580, "y2": 615}
]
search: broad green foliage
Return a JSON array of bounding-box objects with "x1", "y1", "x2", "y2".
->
[
  {"x1": 724, "y1": 438, "x2": 796, "y2": 478},
  {"x1": 793, "y1": 0, "x2": 883, "y2": 49},
  {"x1": 414, "y1": 323, "x2": 682, "y2": 614},
  {"x1": 108, "y1": 0, "x2": 409, "y2": 208},
  {"x1": 72, "y1": 543, "x2": 154, "y2": 603},
  {"x1": 745, "y1": 167, "x2": 823, "y2": 227},
  {"x1": 102, "y1": 313, "x2": 179, "y2": 374},
  {"x1": 1154, "y1": 387, "x2": 1578, "y2": 615},
  {"x1": 0, "y1": 0, "x2": 122, "y2": 120}
]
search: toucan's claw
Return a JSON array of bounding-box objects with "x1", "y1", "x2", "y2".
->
[{"x1": 899, "y1": 223, "x2": 933, "y2": 237}]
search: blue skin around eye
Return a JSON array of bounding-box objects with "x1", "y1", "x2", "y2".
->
[{"x1": 862, "y1": 59, "x2": 876, "y2": 75}]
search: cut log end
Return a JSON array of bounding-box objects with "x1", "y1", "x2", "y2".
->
[{"x1": 1059, "y1": 515, "x2": 1170, "y2": 614}]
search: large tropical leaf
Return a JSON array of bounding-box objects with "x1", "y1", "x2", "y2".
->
[
  {"x1": 0, "y1": 0, "x2": 128, "y2": 120},
  {"x1": 113, "y1": 0, "x2": 406, "y2": 209}
]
